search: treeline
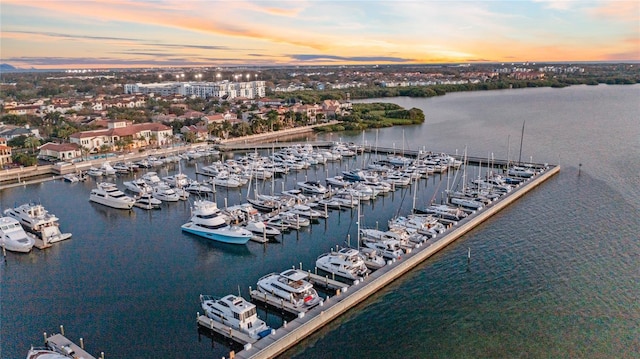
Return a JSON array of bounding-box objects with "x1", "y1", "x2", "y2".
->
[
  {"x1": 275, "y1": 75, "x2": 639, "y2": 103},
  {"x1": 316, "y1": 103, "x2": 425, "y2": 132}
]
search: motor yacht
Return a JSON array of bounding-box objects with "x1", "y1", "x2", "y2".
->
[
  {"x1": 243, "y1": 219, "x2": 281, "y2": 238},
  {"x1": 200, "y1": 294, "x2": 272, "y2": 340},
  {"x1": 183, "y1": 181, "x2": 214, "y2": 195},
  {"x1": 162, "y1": 173, "x2": 190, "y2": 188},
  {"x1": 358, "y1": 247, "x2": 387, "y2": 270},
  {"x1": 316, "y1": 247, "x2": 370, "y2": 280},
  {"x1": 181, "y1": 200, "x2": 252, "y2": 244},
  {"x1": 100, "y1": 161, "x2": 117, "y2": 176},
  {"x1": 151, "y1": 184, "x2": 180, "y2": 202},
  {"x1": 325, "y1": 176, "x2": 350, "y2": 188},
  {"x1": 3, "y1": 202, "x2": 72, "y2": 244},
  {"x1": 0, "y1": 216, "x2": 36, "y2": 253},
  {"x1": 414, "y1": 204, "x2": 468, "y2": 221},
  {"x1": 296, "y1": 181, "x2": 328, "y2": 195},
  {"x1": 284, "y1": 204, "x2": 326, "y2": 219},
  {"x1": 141, "y1": 171, "x2": 162, "y2": 187},
  {"x1": 89, "y1": 182, "x2": 135, "y2": 209},
  {"x1": 134, "y1": 193, "x2": 162, "y2": 210},
  {"x1": 256, "y1": 269, "x2": 322, "y2": 308},
  {"x1": 211, "y1": 173, "x2": 242, "y2": 188},
  {"x1": 86, "y1": 167, "x2": 103, "y2": 177},
  {"x1": 123, "y1": 178, "x2": 152, "y2": 194}
]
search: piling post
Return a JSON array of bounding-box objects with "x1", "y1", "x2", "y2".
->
[
  {"x1": 80, "y1": 338, "x2": 84, "y2": 349},
  {"x1": 60, "y1": 325, "x2": 64, "y2": 336},
  {"x1": 43, "y1": 332, "x2": 47, "y2": 344}
]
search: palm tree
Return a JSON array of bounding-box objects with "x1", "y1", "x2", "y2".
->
[{"x1": 24, "y1": 136, "x2": 41, "y2": 155}]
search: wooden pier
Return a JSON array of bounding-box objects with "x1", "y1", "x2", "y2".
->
[{"x1": 231, "y1": 164, "x2": 560, "y2": 359}]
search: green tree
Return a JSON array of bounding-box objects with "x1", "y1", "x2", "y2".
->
[{"x1": 24, "y1": 136, "x2": 41, "y2": 154}]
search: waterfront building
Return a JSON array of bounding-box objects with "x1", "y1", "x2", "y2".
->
[
  {"x1": 69, "y1": 120, "x2": 173, "y2": 153},
  {"x1": 124, "y1": 80, "x2": 266, "y2": 100},
  {"x1": 37, "y1": 142, "x2": 82, "y2": 162}
]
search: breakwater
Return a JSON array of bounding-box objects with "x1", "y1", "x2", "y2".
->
[{"x1": 231, "y1": 165, "x2": 560, "y2": 359}]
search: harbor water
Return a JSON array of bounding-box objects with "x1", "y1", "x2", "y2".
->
[{"x1": 1, "y1": 84, "x2": 639, "y2": 358}]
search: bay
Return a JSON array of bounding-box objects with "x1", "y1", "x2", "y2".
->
[
  {"x1": 286, "y1": 84, "x2": 640, "y2": 358},
  {"x1": 1, "y1": 84, "x2": 639, "y2": 358}
]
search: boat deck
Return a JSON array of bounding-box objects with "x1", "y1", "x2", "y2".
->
[{"x1": 46, "y1": 333, "x2": 97, "y2": 359}]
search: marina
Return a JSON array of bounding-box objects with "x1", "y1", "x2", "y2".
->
[
  {"x1": 2, "y1": 86, "x2": 637, "y2": 359},
  {"x1": 3, "y1": 139, "x2": 557, "y2": 358}
]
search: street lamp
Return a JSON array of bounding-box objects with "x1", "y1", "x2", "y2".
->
[{"x1": 216, "y1": 73, "x2": 221, "y2": 82}]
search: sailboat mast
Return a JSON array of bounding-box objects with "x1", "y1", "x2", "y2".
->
[{"x1": 518, "y1": 120, "x2": 525, "y2": 165}]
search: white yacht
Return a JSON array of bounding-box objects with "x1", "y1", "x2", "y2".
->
[
  {"x1": 123, "y1": 178, "x2": 152, "y2": 194},
  {"x1": 285, "y1": 204, "x2": 325, "y2": 219},
  {"x1": 86, "y1": 167, "x2": 103, "y2": 177},
  {"x1": 316, "y1": 247, "x2": 370, "y2": 280},
  {"x1": 360, "y1": 232, "x2": 404, "y2": 260},
  {"x1": 296, "y1": 181, "x2": 328, "y2": 195},
  {"x1": 325, "y1": 176, "x2": 351, "y2": 188},
  {"x1": 508, "y1": 165, "x2": 535, "y2": 178},
  {"x1": 184, "y1": 181, "x2": 214, "y2": 195},
  {"x1": 200, "y1": 294, "x2": 272, "y2": 340},
  {"x1": 89, "y1": 182, "x2": 135, "y2": 209},
  {"x1": 134, "y1": 193, "x2": 162, "y2": 210},
  {"x1": 162, "y1": 173, "x2": 190, "y2": 188},
  {"x1": 359, "y1": 247, "x2": 387, "y2": 270},
  {"x1": 3, "y1": 202, "x2": 72, "y2": 244},
  {"x1": 0, "y1": 216, "x2": 36, "y2": 253},
  {"x1": 256, "y1": 269, "x2": 322, "y2": 308},
  {"x1": 100, "y1": 161, "x2": 117, "y2": 176},
  {"x1": 181, "y1": 200, "x2": 253, "y2": 244},
  {"x1": 151, "y1": 184, "x2": 180, "y2": 202},
  {"x1": 243, "y1": 219, "x2": 281, "y2": 237},
  {"x1": 211, "y1": 173, "x2": 242, "y2": 188},
  {"x1": 26, "y1": 347, "x2": 73, "y2": 359},
  {"x1": 141, "y1": 171, "x2": 162, "y2": 187},
  {"x1": 62, "y1": 173, "x2": 79, "y2": 183},
  {"x1": 415, "y1": 204, "x2": 468, "y2": 221}
]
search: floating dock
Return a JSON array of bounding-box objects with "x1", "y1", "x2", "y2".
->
[
  {"x1": 232, "y1": 164, "x2": 560, "y2": 359},
  {"x1": 196, "y1": 315, "x2": 259, "y2": 346},
  {"x1": 249, "y1": 290, "x2": 315, "y2": 316}
]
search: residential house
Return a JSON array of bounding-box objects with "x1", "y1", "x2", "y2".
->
[
  {"x1": 69, "y1": 120, "x2": 173, "y2": 153},
  {"x1": 180, "y1": 125, "x2": 208, "y2": 141},
  {"x1": 37, "y1": 142, "x2": 82, "y2": 162}
]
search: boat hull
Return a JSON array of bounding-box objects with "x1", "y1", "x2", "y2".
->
[
  {"x1": 181, "y1": 223, "x2": 251, "y2": 244},
  {"x1": 89, "y1": 196, "x2": 134, "y2": 209}
]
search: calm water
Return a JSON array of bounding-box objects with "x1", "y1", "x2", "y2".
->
[{"x1": 2, "y1": 85, "x2": 639, "y2": 358}]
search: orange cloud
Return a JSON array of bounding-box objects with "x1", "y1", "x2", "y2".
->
[{"x1": 588, "y1": 1, "x2": 640, "y2": 22}]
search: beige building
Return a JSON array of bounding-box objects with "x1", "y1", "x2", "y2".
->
[
  {"x1": 37, "y1": 142, "x2": 82, "y2": 162},
  {"x1": 70, "y1": 120, "x2": 173, "y2": 153}
]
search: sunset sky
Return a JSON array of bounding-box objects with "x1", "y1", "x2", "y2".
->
[{"x1": 1, "y1": 0, "x2": 639, "y2": 69}]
